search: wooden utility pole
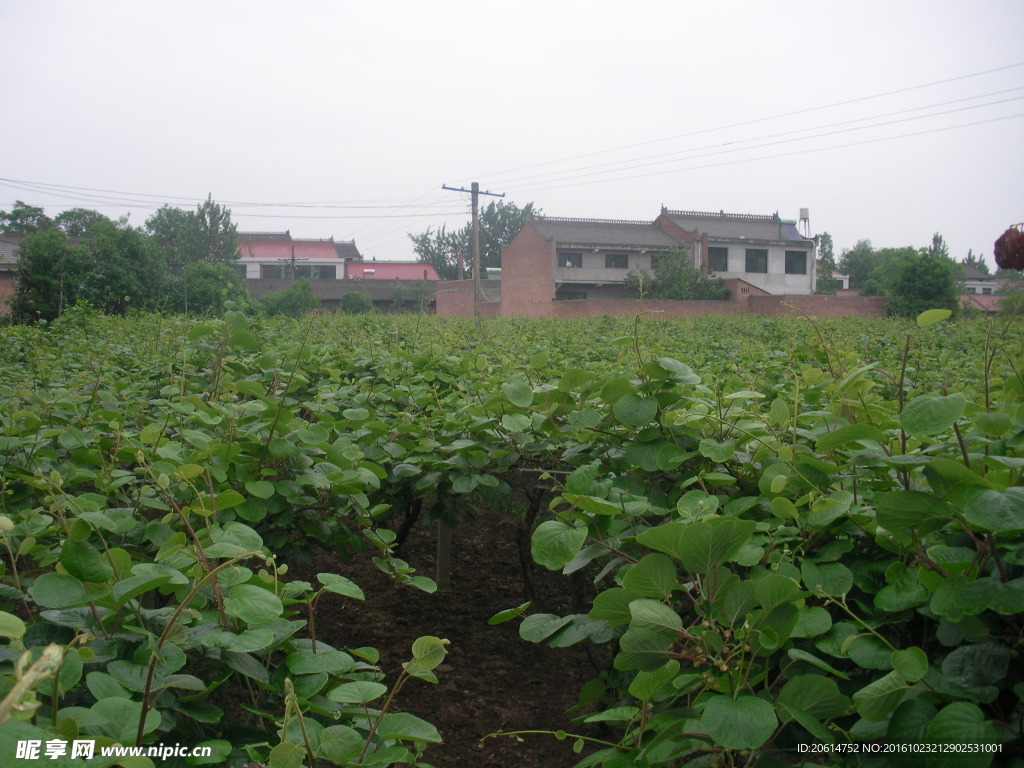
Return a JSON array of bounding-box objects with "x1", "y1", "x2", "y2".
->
[{"x1": 442, "y1": 182, "x2": 504, "y2": 324}]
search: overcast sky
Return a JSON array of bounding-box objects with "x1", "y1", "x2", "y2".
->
[{"x1": 2, "y1": 0, "x2": 1022, "y2": 268}]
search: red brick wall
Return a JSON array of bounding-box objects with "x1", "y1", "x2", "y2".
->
[
  {"x1": 435, "y1": 281, "x2": 501, "y2": 317},
  {"x1": 552, "y1": 298, "x2": 741, "y2": 318},
  {"x1": 501, "y1": 225, "x2": 555, "y2": 317},
  {"x1": 0, "y1": 274, "x2": 15, "y2": 315},
  {"x1": 749, "y1": 294, "x2": 888, "y2": 317}
]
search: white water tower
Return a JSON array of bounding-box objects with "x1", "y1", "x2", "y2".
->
[{"x1": 798, "y1": 208, "x2": 811, "y2": 238}]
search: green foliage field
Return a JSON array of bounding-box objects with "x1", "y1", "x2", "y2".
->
[{"x1": 1, "y1": 308, "x2": 1021, "y2": 767}]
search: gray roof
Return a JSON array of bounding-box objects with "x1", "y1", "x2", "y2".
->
[
  {"x1": 961, "y1": 263, "x2": 994, "y2": 281},
  {"x1": 529, "y1": 217, "x2": 678, "y2": 249},
  {"x1": 663, "y1": 209, "x2": 810, "y2": 243},
  {"x1": 237, "y1": 231, "x2": 292, "y2": 241},
  {"x1": 334, "y1": 240, "x2": 363, "y2": 260},
  {"x1": 0, "y1": 235, "x2": 23, "y2": 265}
]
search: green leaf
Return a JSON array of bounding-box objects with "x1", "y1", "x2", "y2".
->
[
  {"x1": 876, "y1": 490, "x2": 954, "y2": 539},
  {"x1": 0, "y1": 610, "x2": 26, "y2": 640},
  {"x1": 520, "y1": 613, "x2": 574, "y2": 643},
  {"x1": 901, "y1": 393, "x2": 966, "y2": 436},
  {"x1": 891, "y1": 646, "x2": 928, "y2": 682},
  {"x1": 628, "y1": 598, "x2": 682, "y2": 635},
  {"x1": 223, "y1": 584, "x2": 284, "y2": 625},
  {"x1": 318, "y1": 725, "x2": 363, "y2": 766},
  {"x1": 501, "y1": 376, "x2": 533, "y2": 407},
  {"x1": 923, "y1": 702, "x2": 997, "y2": 766},
  {"x1": 317, "y1": 572, "x2": 365, "y2": 600},
  {"x1": 488, "y1": 601, "x2": 531, "y2": 625},
  {"x1": 701, "y1": 695, "x2": 778, "y2": 749},
  {"x1": 531, "y1": 520, "x2": 587, "y2": 571},
  {"x1": 800, "y1": 560, "x2": 853, "y2": 597},
  {"x1": 613, "y1": 393, "x2": 658, "y2": 427},
  {"x1": 614, "y1": 627, "x2": 675, "y2": 671},
  {"x1": 28, "y1": 572, "x2": 95, "y2": 609},
  {"x1": 817, "y1": 423, "x2": 887, "y2": 451},
  {"x1": 589, "y1": 588, "x2": 638, "y2": 626},
  {"x1": 285, "y1": 650, "x2": 355, "y2": 675},
  {"x1": 622, "y1": 553, "x2": 678, "y2": 600},
  {"x1": 60, "y1": 538, "x2": 114, "y2": 583},
  {"x1": 963, "y1": 487, "x2": 1024, "y2": 533},
  {"x1": 777, "y1": 674, "x2": 851, "y2": 719},
  {"x1": 375, "y1": 712, "x2": 442, "y2": 743},
  {"x1": 853, "y1": 671, "x2": 909, "y2": 721},
  {"x1": 916, "y1": 308, "x2": 952, "y2": 326},
  {"x1": 637, "y1": 517, "x2": 755, "y2": 575},
  {"x1": 245, "y1": 480, "x2": 276, "y2": 499},
  {"x1": 628, "y1": 660, "x2": 680, "y2": 701},
  {"x1": 326, "y1": 680, "x2": 388, "y2": 704},
  {"x1": 409, "y1": 635, "x2": 448, "y2": 674}
]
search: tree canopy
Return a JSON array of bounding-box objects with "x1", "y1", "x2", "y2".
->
[
  {"x1": 625, "y1": 249, "x2": 730, "y2": 301},
  {"x1": 4, "y1": 198, "x2": 245, "y2": 320},
  {"x1": 1, "y1": 201, "x2": 53, "y2": 233},
  {"x1": 815, "y1": 232, "x2": 838, "y2": 294},
  {"x1": 409, "y1": 200, "x2": 537, "y2": 280}
]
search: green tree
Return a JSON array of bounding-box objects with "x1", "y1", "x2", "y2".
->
[
  {"x1": 625, "y1": 249, "x2": 730, "y2": 300},
  {"x1": 53, "y1": 208, "x2": 112, "y2": 236},
  {"x1": 861, "y1": 246, "x2": 918, "y2": 296},
  {"x1": 78, "y1": 221, "x2": 167, "y2": 314},
  {"x1": 146, "y1": 196, "x2": 239, "y2": 313},
  {"x1": 1, "y1": 201, "x2": 53, "y2": 233},
  {"x1": 10, "y1": 229, "x2": 89, "y2": 321},
  {"x1": 257, "y1": 278, "x2": 321, "y2": 317},
  {"x1": 815, "y1": 232, "x2": 838, "y2": 294},
  {"x1": 390, "y1": 281, "x2": 408, "y2": 311},
  {"x1": 340, "y1": 291, "x2": 374, "y2": 314},
  {"x1": 886, "y1": 250, "x2": 961, "y2": 319},
  {"x1": 409, "y1": 200, "x2": 537, "y2": 280},
  {"x1": 838, "y1": 239, "x2": 880, "y2": 291},
  {"x1": 165, "y1": 261, "x2": 248, "y2": 315}
]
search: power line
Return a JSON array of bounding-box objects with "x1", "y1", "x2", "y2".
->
[
  {"x1": 495, "y1": 96, "x2": 1024, "y2": 193},
  {"x1": 500, "y1": 112, "x2": 1024, "y2": 195},
  {"x1": 464, "y1": 61, "x2": 1024, "y2": 185},
  {"x1": 484, "y1": 87, "x2": 1024, "y2": 189}
]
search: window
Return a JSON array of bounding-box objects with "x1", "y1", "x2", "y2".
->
[
  {"x1": 745, "y1": 249, "x2": 768, "y2": 273},
  {"x1": 784, "y1": 250, "x2": 807, "y2": 275},
  {"x1": 556, "y1": 290, "x2": 587, "y2": 301},
  {"x1": 261, "y1": 264, "x2": 289, "y2": 279},
  {"x1": 605, "y1": 253, "x2": 628, "y2": 269},
  {"x1": 981, "y1": 287, "x2": 992, "y2": 295},
  {"x1": 708, "y1": 247, "x2": 728, "y2": 272},
  {"x1": 297, "y1": 265, "x2": 336, "y2": 280},
  {"x1": 560, "y1": 252, "x2": 582, "y2": 268}
]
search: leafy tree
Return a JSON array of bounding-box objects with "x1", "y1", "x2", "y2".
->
[
  {"x1": 10, "y1": 229, "x2": 89, "y2": 321},
  {"x1": 886, "y1": 250, "x2": 961, "y2": 319},
  {"x1": 165, "y1": 261, "x2": 248, "y2": 315},
  {"x1": 625, "y1": 249, "x2": 730, "y2": 300},
  {"x1": 340, "y1": 290, "x2": 374, "y2": 314},
  {"x1": 78, "y1": 220, "x2": 167, "y2": 314},
  {"x1": 390, "y1": 281, "x2": 407, "y2": 311},
  {"x1": 257, "y1": 278, "x2": 321, "y2": 317},
  {"x1": 1, "y1": 201, "x2": 53, "y2": 233},
  {"x1": 838, "y1": 239, "x2": 880, "y2": 290},
  {"x1": 53, "y1": 208, "x2": 112, "y2": 236},
  {"x1": 409, "y1": 200, "x2": 537, "y2": 280},
  {"x1": 146, "y1": 196, "x2": 239, "y2": 313},
  {"x1": 815, "y1": 232, "x2": 838, "y2": 294},
  {"x1": 861, "y1": 246, "x2": 918, "y2": 296}
]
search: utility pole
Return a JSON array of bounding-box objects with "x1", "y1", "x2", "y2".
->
[{"x1": 442, "y1": 182, "x2": 504, "y2": 324}]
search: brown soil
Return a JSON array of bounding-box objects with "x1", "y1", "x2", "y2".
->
[{"x1": 305, "y1": 510, "x2": 600, "y2": 768}]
